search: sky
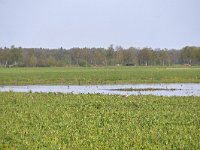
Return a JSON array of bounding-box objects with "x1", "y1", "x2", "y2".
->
[{"x1": 0, "y1": 0, "x2": 200, "y2": 49}]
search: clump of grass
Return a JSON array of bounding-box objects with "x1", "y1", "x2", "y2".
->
[{"x1": 111, "y1": 88, "x2": 179, "y2": 91}]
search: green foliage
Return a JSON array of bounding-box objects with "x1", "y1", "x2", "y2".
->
[
  {"x1": 0, "y1": 46, "x2": 200, "y2": 67},
  {"x1": 47, "y1": 56, "x2": 56, "y2": 67},
  {"x1": 29, "y1": 54, "x2": 37, "y2": 67},
  {"x1": 0, "y1": 93, "x2": 199, "y2": 149},
  {"x1": 0, "y1": 66, "x2": 200, "y2": 85}
]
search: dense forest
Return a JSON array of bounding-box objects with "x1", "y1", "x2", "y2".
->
[{"x1": 0, "y1": 45, "x2": 200, "y2": 67}]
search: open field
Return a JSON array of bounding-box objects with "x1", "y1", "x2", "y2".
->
[
  {"x1": 0, "y1": 92, "x2": 200, "y2": 149},
  {"x1": 1, "y1": 67, "x2": 200, "y2": 149},
  {"x1": 0, "y1": 66, "x2": 200, "y2": 85}
]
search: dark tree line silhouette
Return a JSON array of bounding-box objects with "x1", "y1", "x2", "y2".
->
[{"x1": 0, "y1": 45, "x2": 200, "y2": 67}]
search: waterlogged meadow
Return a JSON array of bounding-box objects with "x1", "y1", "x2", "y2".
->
[
  {"x1": 0, "y1": 66, "x2": 200, "y2": 85},
  {"x1": 0, "y1": 92, "x2": 200, "y2": 149}
]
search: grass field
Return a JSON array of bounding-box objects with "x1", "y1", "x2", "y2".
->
[
  {"x1": 0, "y1": 92, "x2": 200, "y2": 149},
  {"x1": 0, "y1": 66, "x2": 200, "y2": 85},
  {"x1": 0, "y1": 67, "x2": 200, "y2": 149}
]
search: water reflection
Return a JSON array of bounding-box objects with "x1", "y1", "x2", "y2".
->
[{"x1": 0, "y1": 83, "x2": 200, "y2": 96}]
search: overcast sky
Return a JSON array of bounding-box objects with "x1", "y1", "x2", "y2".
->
[{"x1": 0, "y1": 0, "x2": 200, "y2": 49}]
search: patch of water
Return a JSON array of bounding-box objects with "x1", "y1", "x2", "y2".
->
[{"x1": 0, "y1": 83, "x2": 200, "y2": 96}]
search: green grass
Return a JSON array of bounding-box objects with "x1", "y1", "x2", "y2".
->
[
  {"x1": 0, "y1": 92, "x2": 200, "y2": 149},
  {"x1": 0, "y1": 66, "x2": 200, "y2": 149},
  {"x1": 0, "y1": 66, "x2": 200, "y2": 85}
]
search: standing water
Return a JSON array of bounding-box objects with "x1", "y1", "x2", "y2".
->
[{"x1": 0, "y1": 83, "x2": 200, "y2": 96}]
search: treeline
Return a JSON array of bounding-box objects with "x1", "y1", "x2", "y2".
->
[{"x1": 0, "y1": 45, "x2": 200, "y2": 67}]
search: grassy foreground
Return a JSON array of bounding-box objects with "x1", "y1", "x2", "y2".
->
[
  {"x1": 0, "y1": 66, "x2": 200, "y2": 85},
  {"x1": 0, "y1": 92, "x2": 200, "y2": 149}
]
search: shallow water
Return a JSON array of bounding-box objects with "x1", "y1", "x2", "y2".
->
[{"x1": 0, "y1": 83, "x2": 200, "y2": 96}]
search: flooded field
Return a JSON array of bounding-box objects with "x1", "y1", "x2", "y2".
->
[{"x1": 0, "y1": 83, "x2": 200, "y2": 96}]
